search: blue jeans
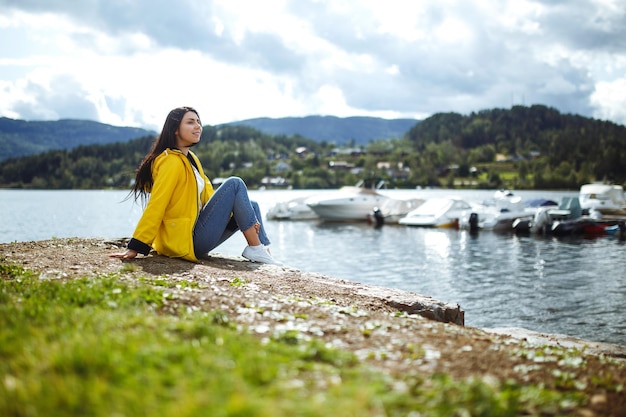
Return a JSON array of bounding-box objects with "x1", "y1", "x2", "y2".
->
[{"x1": 193, "y1": 176, "x2": 270, "y2": 256}]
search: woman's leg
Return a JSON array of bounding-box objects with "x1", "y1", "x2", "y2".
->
[
  {"x1": 209, "y1": 217, "x2": 239, "y2": 249},
  {"x1": 193, "y1": 177, "x2": 269, "y2": 256},
  {"x1": 207, "y1": 201, "x2": 271, "y2": 249},
  {"x1": 251, "y1": 201, "x2": 270, "y2": 245}
]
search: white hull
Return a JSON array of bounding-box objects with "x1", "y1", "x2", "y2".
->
[
  {"x1": 398, "y1": 197, "x2": 472, "y2": 228},
  {"x1": 306, "y1": 186, "x2": 390, "y2": 221},
  {"x1": 461, "y1": 209, "x2": 534, "y2": 231},
  {"x1": 307, "y1": 203, "x2": 382, "y2": 221},
  {"x1": 398, "y1": 216, "x2": 460, "y2": 227},
  {"x1": 369, "y1": 198, "x2": 424, "y2": 224}
]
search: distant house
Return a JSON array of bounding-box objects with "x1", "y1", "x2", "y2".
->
[
  {"x1": 274, "y1": 161, "x2": 291, "y2": 172},
  {"x1": 495, "y1": 154, "x2": 527, "y2": 162},
  {"x1": 328, "y1": 147, "x2": 366, "y2": 157},
  {"x1": 328, "y1": 161, "x2": 355, "y2": 170},
  {"x1": 228, "y1": 161, "x2": 254, "y2": 169},
  {"x1": 390, "y1": 168, "x2": 410, "y2": 181},
  {"x1": 377, "y1": 162, "x2": 410, "y2": 181},
  {"x1": 261, "y1": 176, "x2": 289, "y2": 187},
  {"x1": 295, "y1": 147, "x2": 309, "y2": 158}
]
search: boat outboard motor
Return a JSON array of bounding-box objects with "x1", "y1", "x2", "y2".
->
[
  {"x1": 530, "y1": 207, "x2": 551, "y2": 235},
  {"x1": 372, "y1": 207, "x2": 384, "y2": 228},
  {"x1": 619, "y1": 220, "x2": 626, "y2": 241},
  {"x1": 468, "y1": 212, "x2": 479, "y2": 233},
  {"x1": 512, "y1": 217, "x2": 531, "y2": 234}
]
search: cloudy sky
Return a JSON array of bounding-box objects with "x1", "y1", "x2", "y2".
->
[{"x1": 0, "y1": 0, "x2": 625, "y2": 131}]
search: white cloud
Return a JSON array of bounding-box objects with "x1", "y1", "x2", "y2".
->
[
  {"x1": 0, "y1": 0, "x2": 625, "y2": 129},
  {"x1": 591, "y1": 78, "x2": 626, "y2": 123}
]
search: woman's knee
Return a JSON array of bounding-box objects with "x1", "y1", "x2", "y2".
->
[{"x1": 225, "y1": 176, "x2": 245, "y2": 187}]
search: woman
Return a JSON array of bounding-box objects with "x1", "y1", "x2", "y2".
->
[{"x1": 110, "y1": 106, "x2": 278, "y2": 265}]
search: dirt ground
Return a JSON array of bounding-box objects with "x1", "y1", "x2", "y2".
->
[{"x1": 2, "y1": 237, "x2": 625, "y2": 416}]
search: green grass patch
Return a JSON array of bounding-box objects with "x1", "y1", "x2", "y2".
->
[{"x1": 0, "y1": 261, "x2": 582, "y2": 416}]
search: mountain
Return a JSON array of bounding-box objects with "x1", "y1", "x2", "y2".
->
[
  {"x1": 0, "y1": 117, "x2": 155, "y2": 161},
  {"x1": 0, "y1": 115, "x2": 417, "y2": 162},
  {"x1": 223, "y1": 115, "x2": 419, "y2": 145}
]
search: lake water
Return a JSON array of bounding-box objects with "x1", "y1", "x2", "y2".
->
[{"x1": 1, "y1": 188, "x2": 625, "y2": 346}]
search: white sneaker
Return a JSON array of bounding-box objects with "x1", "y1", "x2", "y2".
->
[{"x1": 242, "y1": 245, "x2": 281, "y2": 265}]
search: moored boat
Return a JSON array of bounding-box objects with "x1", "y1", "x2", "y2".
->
[
  {"x1": 398, "y1": 197, "x2": 472, "y2": 227},
  {"x1": 512, "y1": 195, "x2": 626, "y2": 237},
  {"x1": 579, "y1": 183, "x2": 626, "y2": 215},
  {"x1": 305, "y1": 181, "x2": 391, "y2": 221},
  {"x1": 458, "y1": 190, "x2": 541, "y2": 232},
  {"x1": 367, "y1": 197, "x2": 424, "y2": 225},
  {"x1": 266, "y1": 196, "x2": 318, "y2": 220}
]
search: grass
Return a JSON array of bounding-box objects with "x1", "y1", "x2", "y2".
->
[{"x1": 0, "y1": 261, "x2": 586, "y2": 416}]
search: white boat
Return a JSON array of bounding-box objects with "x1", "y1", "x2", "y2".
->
[
  {"x1": 367, "y1": 197, "x2": 424, "y2": 225},
  {"x1": 266, "y1": 196, "x2": 318, "y2": 220},
  {"x1": 578, "y1": 183, "x2": 626, "y2": 214},
  {"x1": 458, "y1": 190, "x2": 544, "y2": 231},
  {"x1": 398, "y1": 197, "x2": 472, "y2": 227},
  {"x1": 305, "y1": 181, "x2": 391, "y2": 221}
]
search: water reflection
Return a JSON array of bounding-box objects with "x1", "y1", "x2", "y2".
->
[
  {"x1": 271, "y1": 219, "x2": 626, "y2": 345},
  {"x1": 2, "y1": 189, "x2": 625, "y2": 346}
]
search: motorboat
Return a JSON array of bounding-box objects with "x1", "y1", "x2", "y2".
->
[
  {"x1": 266, "y1": 196, "x2": 318, "y2": 220},
  {"x1": 513, "y1": 196, "x2": 579, "y2": 235},
  {"x1": 458, "y1": 190, "x2": 536, "y2": 232},
  {"x1": 578, "y1": 183, "x2": 626, "y2": 215},
  {"x1": 398, "y1": 197, "x2": 472, "y2": 227},
  {"x1": 305, "y1": 181, "x2": 391, "y2": 221},
  {"x1": 367, "y1": 197, "x2": 424, "y2": 225},
  {"x1": 512, "y1": 195, "x2": 619, "y2": 236}
]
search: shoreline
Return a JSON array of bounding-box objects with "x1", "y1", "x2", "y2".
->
[
  {"x1": 2, "y1": 237, "x2": 626, "y2": 355},
  {"x1": 1, "y1": 237, "x2": 624, "y2": 358},
  {"x1": 3, "y1": 237, "x2": 626, "y2": 415}
]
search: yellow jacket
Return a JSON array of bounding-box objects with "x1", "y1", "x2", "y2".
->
[{"x1": 128, "y1": 149, "x2": 214, "y2": 262}]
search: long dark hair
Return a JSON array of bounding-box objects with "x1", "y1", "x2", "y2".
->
[{"x1": 130, "y1": 106, "x2": 200, "y2": 203}]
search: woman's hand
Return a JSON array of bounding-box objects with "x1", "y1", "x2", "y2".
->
[{"x1": 109, "y1": 249, "x2": 138, "y2": 259}]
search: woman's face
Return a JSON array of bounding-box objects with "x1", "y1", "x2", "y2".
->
[{"x1": 175, "y1": 111, "x2": 203, "y2": 151}]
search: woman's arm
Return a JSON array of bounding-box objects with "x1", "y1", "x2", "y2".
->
[
  {"x1": 110, "y1": 152, "x2": 184, "y2": 259},
  {"x1": 131, "y1": 154, "x2": 183, "y2": 247}
]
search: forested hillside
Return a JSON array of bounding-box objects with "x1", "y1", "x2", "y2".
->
[
  {"x1": 0, "y1": 117, "x2": 154, "y2": 161},
  {"x1": 405, "y1": 105, "x2": 626, "y2": 188},
  {"x1": 1, "y1": 105, "x2": 625, "y2": 190},
  {"x1": 0, "y1": 126, "x2": 322, "y2": 189}
]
